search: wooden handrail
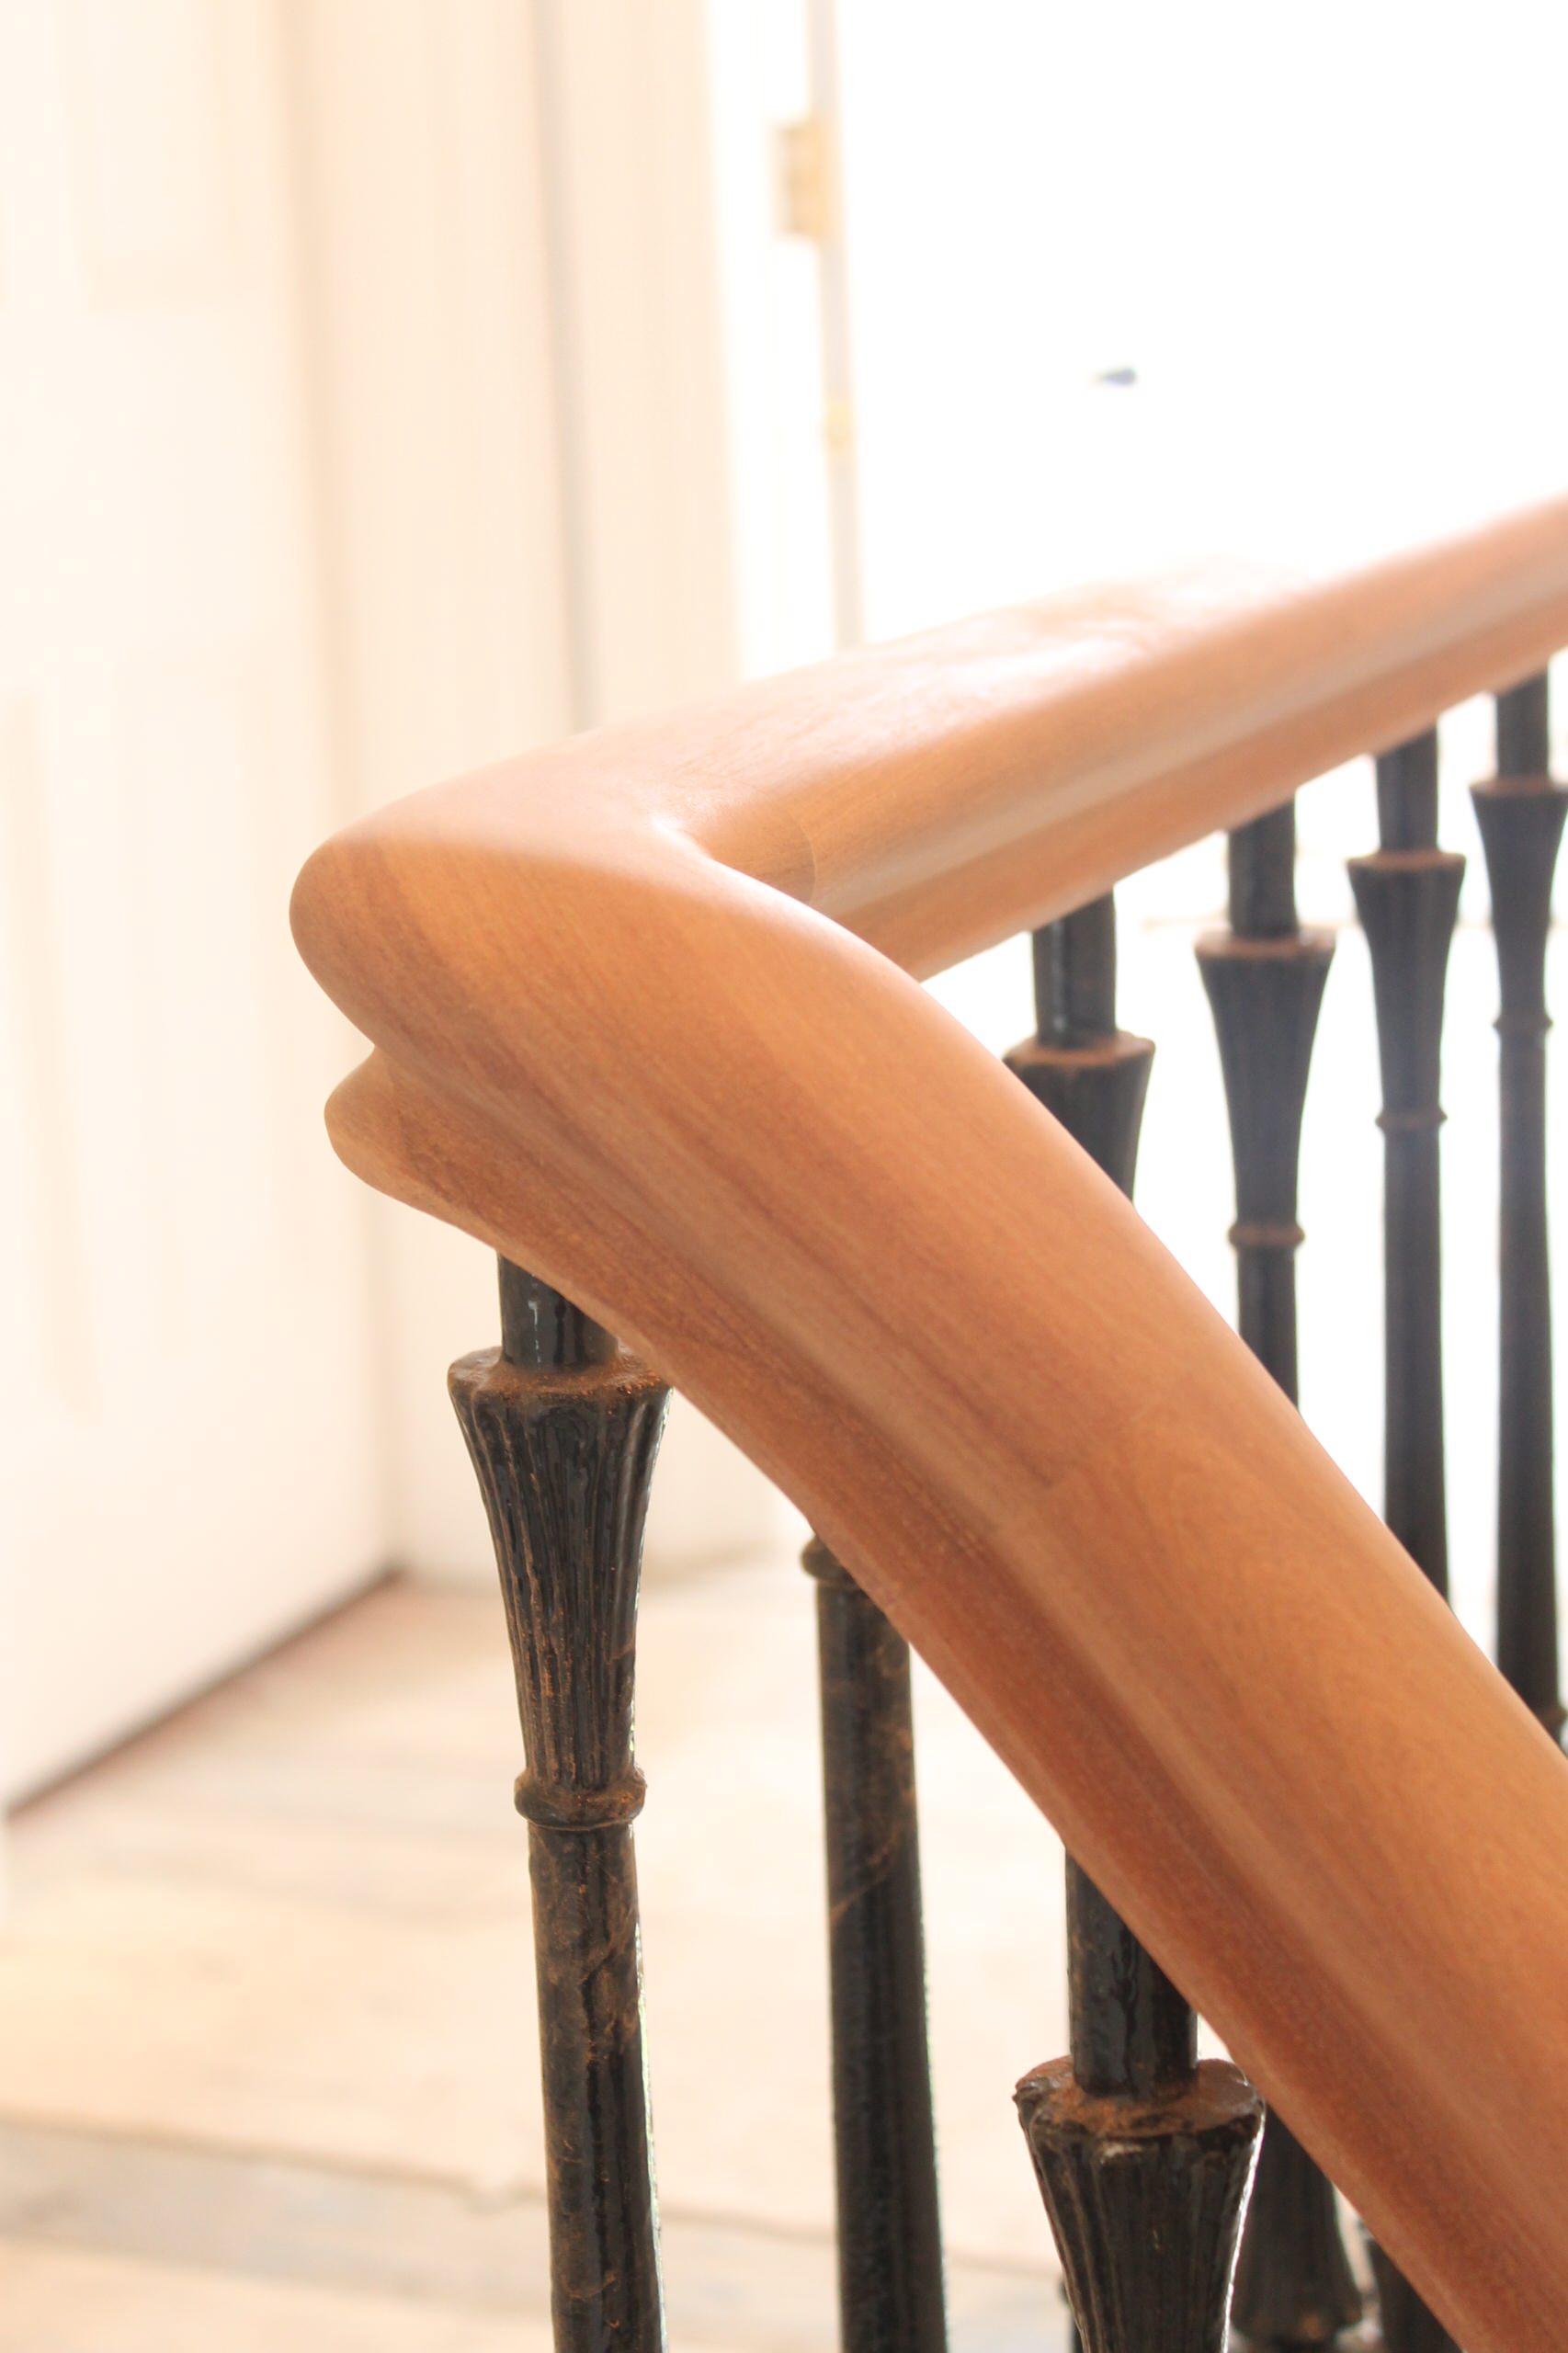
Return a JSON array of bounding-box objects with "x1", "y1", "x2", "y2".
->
[{"x1": 293, "y1": 485, "x2": 1568, "y2": 2353}]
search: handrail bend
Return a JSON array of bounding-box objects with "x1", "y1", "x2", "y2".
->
[{"x1": 293, "y1": 486, "x2": 1568, "y2": 2353}]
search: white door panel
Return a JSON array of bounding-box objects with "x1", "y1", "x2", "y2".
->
[{"x1": 0, "y1": 0, "x2": 384, "y2": 1795}]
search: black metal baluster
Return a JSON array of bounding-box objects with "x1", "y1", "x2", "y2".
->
[
  {"x1": 1473, "y1": 674, "x2": 1568, "y2": 1739},
  {"x1": 802, "y1": 1537, "x2": 948, "y2": 2353},
  {"x1": 1008, "y1": 900, "x2": 1262, "y2": 2353},
  {"x1": 1349, "y1": 733, "x2": 1466, "y2": 1596},
  {"x1": 1199, "y1": 806, "x2": 1362, "y2": 2350},
  {"x1": 1348, "y1": 736, "x2": 1465, "y2": 2353},
  {"x1": 450, "y1": 1259, "x2": 669, "y2": 2353}
]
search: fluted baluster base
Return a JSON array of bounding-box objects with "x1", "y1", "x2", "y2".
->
[
  {"x1": 1017, "y1": 2058, "x2": 1261, "y2": 2353},
  {"x1": 1004, "y1": 1031, "x2": 1154, "y2": 1194}
]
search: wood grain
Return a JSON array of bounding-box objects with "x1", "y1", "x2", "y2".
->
[{"x1": 292, "y1": 487, "x2": 1568, "y2": 2353}]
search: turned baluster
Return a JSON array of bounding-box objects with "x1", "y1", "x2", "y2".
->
[
  {"x1": 1008, "y1": 899, "x2": 1262, "y2": 2353},
  {"x1": 1472, "y1": 673, "x2": 1568, "y2": 1739},
  {"x1": 449, "y1": 1259, "x2": 669, "y2": 2353},
  {"x1": 1199, "y1": 806, "x2": 1361, "y2": 2349},
  {"x1": 1348, "y1": 735, "x2": 1464, "y2": 2353},
  {"x1": 801, "y1": 1535, "x2": 948, "y2": 2353},
  {"x1": 1349, "y1": 733, "x2": 1465, "y2": 1597}
]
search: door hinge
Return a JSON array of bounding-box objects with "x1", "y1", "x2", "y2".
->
[{"x1": 777, "y1": 115, "x2": 835, "y2": 242}]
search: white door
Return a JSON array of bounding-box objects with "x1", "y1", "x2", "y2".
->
[{"x1": 0, "y1": 0, "x2": 385, "y2": 1797}]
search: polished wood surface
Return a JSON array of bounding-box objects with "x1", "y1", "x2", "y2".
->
[{"x1": 293, "y1": 486, "x2": 1568, "y2": 2353}]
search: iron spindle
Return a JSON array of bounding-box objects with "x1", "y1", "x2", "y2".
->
[
  {"x1": 1199, "y1": 807, "x2": 1361, "y2": 2349},
  {"x1": 1008, "y1": 900, "x2": 1261, "y2": 2353},
  {"x1": 1348, "y1": 738, "x2": 1464, "y2": 2353},
  {"x1": 802, "y1": 1538, "x2": 948, "y2": 2353},
  {"x1": 450, "y1": 1258, "x2": 669, "y2": 2353},
  {"x1": 1496, "y1": 669, "x2": 1551, "y2": 780},
  {"x1": 1349, "y1": 731, "x2": 1464, "y2": 1597},
  {"x1": 1473, "y1": 674, "x2": 1568, "y2": 1738}
]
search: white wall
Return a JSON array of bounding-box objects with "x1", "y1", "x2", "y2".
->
[{"x1": 0, "y1": 0, "x2": 391, "y2": 1800}]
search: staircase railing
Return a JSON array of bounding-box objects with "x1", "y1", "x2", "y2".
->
[{"x1": 292, "y1": 481, "x2": 1568, "y2": 2353}]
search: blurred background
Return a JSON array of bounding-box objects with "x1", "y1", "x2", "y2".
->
[{"x1": 1, "y1": 1, "x2": 1565, "y2": 2344}]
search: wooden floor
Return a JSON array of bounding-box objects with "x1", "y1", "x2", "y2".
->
[{"x1": 0, "y1": 1569, "x2": 1075, "y2": 2348}]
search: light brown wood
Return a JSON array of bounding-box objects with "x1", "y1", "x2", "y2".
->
[{"x1": 293, "y1": 485, "x2": 1568, "y2": 2352}]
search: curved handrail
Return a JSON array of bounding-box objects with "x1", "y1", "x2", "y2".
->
[{"x1": 293, "y1": 485, "x2": 1568, "y2": 2353}]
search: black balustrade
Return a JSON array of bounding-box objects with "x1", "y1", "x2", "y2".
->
[
  {"x1": 435, "y1": 684, "x2": 1568, "y2": 2353},
  {"x1": 1349, "y1": 737, "x2": 1464, "y2": 2353},
  {"x1": 1197, "y1": 804, "x2": 1363, "y2": 2350},
  {"x1": 1199, "y1": 804, "x2": 1335, "y2": 1415},
  {"x1": 803, "y1": 1537, "x2": 948, "y2": 2353},
  {"x1": 450, "y1": 1259, "x2": 669, "y2": 2353},
  {"x1": 1349, "y1": 733, "x2": 1466, "y2": 1597},
  {"x1": 1473, "y1": 675, "x2": 1568, "y2": 1739},
  {"x1": 1008, "y1": 899, "x2": 1262, "y2": 2353}
]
